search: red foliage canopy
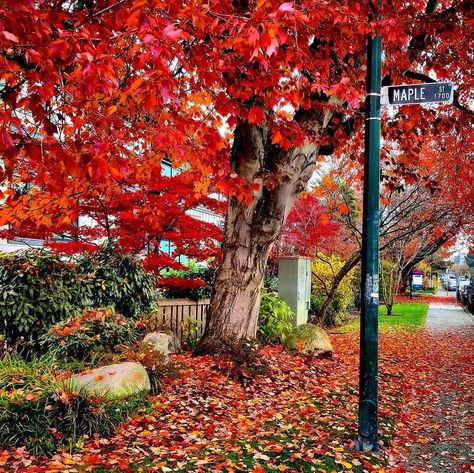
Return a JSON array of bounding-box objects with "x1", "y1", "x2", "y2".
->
[{"x1": 0, "y1": 0, "x2": 473, "y2": 269}]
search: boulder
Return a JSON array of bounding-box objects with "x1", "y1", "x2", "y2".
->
[
  {"x1": 69, "y1": 362, "x2": 150, "y2": 399},
  {"x1": 140, "y1": 332, "x2": 175, "y2": 359},
  {"x1": 284, "y1": 324, "x2": 333, "y2": 356}
]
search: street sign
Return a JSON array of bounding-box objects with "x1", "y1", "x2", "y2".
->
[{"x1": 381, "y1": 81, "x2": 453, "y2": 106}]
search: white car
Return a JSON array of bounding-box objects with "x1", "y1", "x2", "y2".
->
[{"x1": 448, "y1": 277, "x2": 458, "y2": 290}]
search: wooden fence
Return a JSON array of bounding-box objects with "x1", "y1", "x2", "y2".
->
[{"x1": 154, "y1": 298, "x2": 210, "y2": 341}]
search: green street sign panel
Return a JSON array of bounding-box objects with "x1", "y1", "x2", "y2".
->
[{"x1": 381, "y1": 82, "x2": 453, "y2": 106}]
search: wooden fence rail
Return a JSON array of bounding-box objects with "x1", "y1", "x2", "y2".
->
[{"x1": 154, "y1": 298, "x2": 210, "y2": 342}]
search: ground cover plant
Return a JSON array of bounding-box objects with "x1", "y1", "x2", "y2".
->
[
  {"x1": 0, "y1": 356, "x2": 149, "y2": 456},
  {"x1": 42, "y1": 308, "x2": 138, "y2": 361}
]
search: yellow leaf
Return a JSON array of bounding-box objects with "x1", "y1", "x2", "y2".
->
[
  {"x1": 341, "y1": 461, "x2": 352, "y2": 470},
  {"x1": 107, "y1": 105, "x2": 117, "y2": 115}
]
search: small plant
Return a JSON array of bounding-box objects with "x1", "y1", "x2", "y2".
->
[
  {"x1": 42, "y1": 308, "x2": 138, "y2": 361},
  {"x1": 181, "y1": 317, "x2": 203, "y2": 350},
  {"x1": 257, "y1": 292, "x2": 294, "y2": 345}
]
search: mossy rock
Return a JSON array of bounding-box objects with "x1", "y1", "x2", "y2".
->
[{"x1": 284, "y1": 323, "x2": 333, "y2": 356}]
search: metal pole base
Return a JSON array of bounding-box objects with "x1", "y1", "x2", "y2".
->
[{"x1": 355, "y1": 437, "x2": 382, "y2": 454}]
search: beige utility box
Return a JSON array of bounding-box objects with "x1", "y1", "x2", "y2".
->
[{"x1": 278, "y1": 256, "x2": 312, "y2": 326}]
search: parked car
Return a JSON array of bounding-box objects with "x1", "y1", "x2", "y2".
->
[
  {"x1": 447, "y1": 277, "x2": 458, "y2": 291},
  {"x1": 458, "y1": 285, "x2": 469, "y2": 304},
  {"x1": 466, "y1": 286, "x2": 474, "y2": 313},
  {"x1": 458, "y1": 279, "x2": 470, "y2": 290}
]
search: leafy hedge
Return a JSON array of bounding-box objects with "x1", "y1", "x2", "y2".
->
[
  {"x1": 0, "y1": 251, "x2": 91, "y2": 351},
  {"x1": 74, "y1": 244, "x2": 157, "y2": 318},
  {"x1": 0, "y1": 244, "x2": 156, "y2": 351}
]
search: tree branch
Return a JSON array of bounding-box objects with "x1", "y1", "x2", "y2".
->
[{"x1": 403, "y1": 70, "x2": 472, "y2": 115}]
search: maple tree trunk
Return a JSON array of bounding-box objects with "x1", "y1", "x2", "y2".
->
[
  {"x1": 195, "y1": 120, "x2": 320, "y2": 356},
  {"x1": 194, "y1": 214, "x2": 272, "y2": 355}
]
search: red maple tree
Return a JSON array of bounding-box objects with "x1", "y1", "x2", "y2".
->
[{"x1": 0, "y1": 0, "x2": 473, "y2": 353}]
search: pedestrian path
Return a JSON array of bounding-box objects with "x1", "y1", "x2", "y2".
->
[
  {"x1": 388, "y1": 300, "x2": 474, "y2": 472},
  {"x1": 426, "y1": 302, "x2": 473, "y2": 330}
]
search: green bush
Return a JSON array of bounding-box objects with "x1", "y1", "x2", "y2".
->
[
  {"x1": 0, "y1": 250, "x2": 92, "y2": 351},
  {"x1": 0, "y1": 356, "x2": 148, "y2": 455},
  {"x1": 0, "y1": 243, "x2": 157, "y2": 352},
  {"x1": 74, "y1": 243, "x2": 157, "y2": 319},
  {"x1": 308, "y1": 291, "x2": 350, "y2": 327},
  {"x1": 257, "y1": 293, "x2": 294, "y2": 345},
  {"x1": 263, "y1": 275, "x2": 278, "y2": 293},
  {"x1": 310, "y1": 252, "x2": 354, "y2": 327},
  {"x1": 42, "y1": 308, "x2": 138, "y2": 361}
]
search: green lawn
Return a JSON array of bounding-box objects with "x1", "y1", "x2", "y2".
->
[{"x1": 338, "y1": 303, "x2": 428, "y2": 333}]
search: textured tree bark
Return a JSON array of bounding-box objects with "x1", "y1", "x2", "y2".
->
[{"x1": 195, "y1": 118, "x2": 320, "y2": 356}]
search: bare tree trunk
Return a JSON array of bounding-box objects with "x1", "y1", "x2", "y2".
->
[{"x1": 195, "y1": 118, "x2": 320, "y2": 356}]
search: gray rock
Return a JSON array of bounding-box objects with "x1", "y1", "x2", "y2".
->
[
  {"x1": 141, "y1": 332, "x2": 174, "y2": 359},
  {"x1": 69, "y1": 362, "x2": 150, "y2": 399}
]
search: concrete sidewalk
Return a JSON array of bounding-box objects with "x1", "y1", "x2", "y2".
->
[{"x1": 426, "y1": 302, "x2": 473, "y2": 330}]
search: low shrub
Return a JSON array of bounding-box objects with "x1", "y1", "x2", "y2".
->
[
  {"x1": 257, "y1": 292, "x2": 294, "y2": 345},
  {"x1": 0, "y1": 356, "x2": 148, "y2": 455},
  {"x1": 0, "y1": 243, "x2": 157, "y2": 352},
  {"x1": 0, "y1": 250, "x2": 92, "y2": 351},
  {"x1": 42, "y1": 308, "x2": 138, "y2": 361},
  {"x1": 263, "y1": 275, "x2": 278, "y2": 293},
  {"x1": 308, "y1": 291, "x2": 351, "y2": 327},
  {"x1": 310, "y1": 252, "x2": 355, "y2": 326},
  {"x1": 74, "y1": 243, "x2": 157, "y2": 319},
  {"x1": 160, "y1": 263, "x2": 216, "y2": 300}
]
